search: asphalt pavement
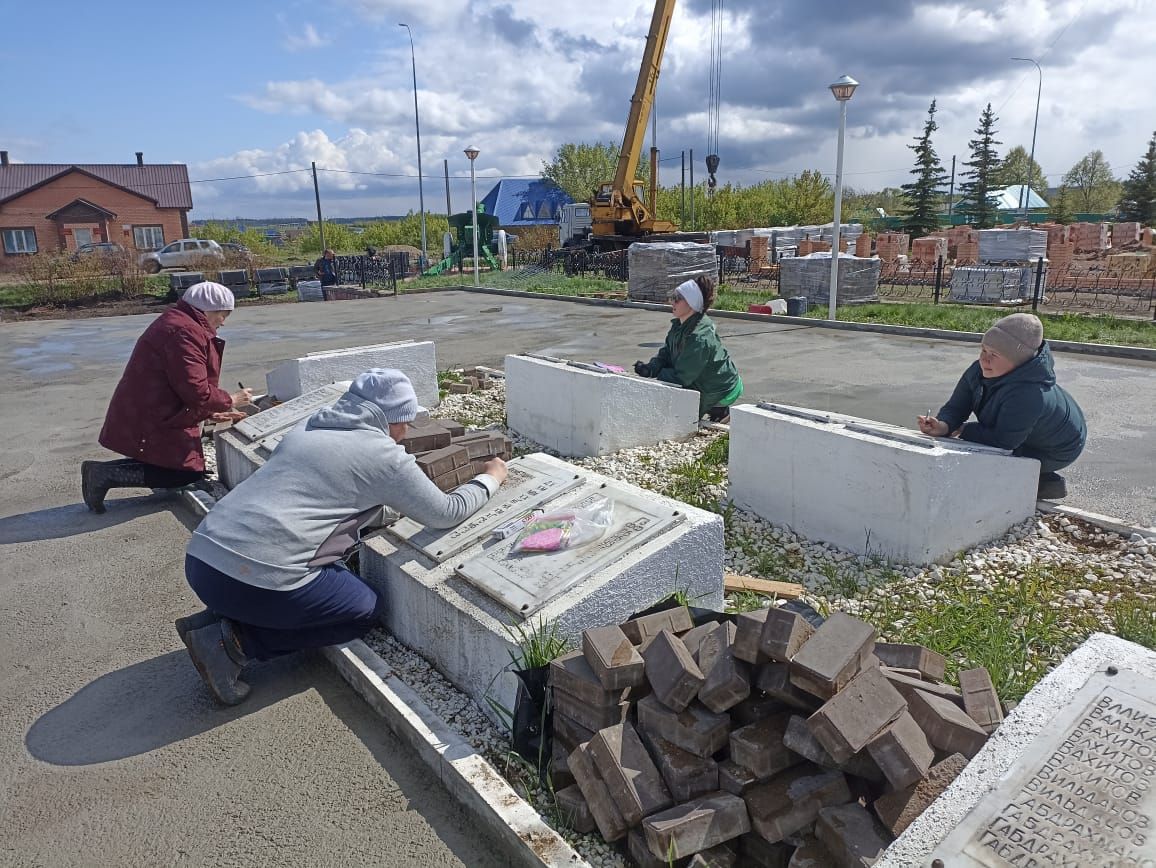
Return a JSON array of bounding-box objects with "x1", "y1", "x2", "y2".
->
[{"x1": 1, "y1": 289, "x2": 1152, "y2": 866}]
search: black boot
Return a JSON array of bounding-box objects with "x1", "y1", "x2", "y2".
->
[
  {"x1": 175, "y1": 609, "x2": 220, "y2": 648},
  {"x1": 1037, "y1": 472, "x2": 1068, "y2": 500},
  {"x1": 80, "y1": 459, "x2": 149, "y2": 514},
  {"x1": 186, "y1": 621, "x2": 251, "y2": 706}
]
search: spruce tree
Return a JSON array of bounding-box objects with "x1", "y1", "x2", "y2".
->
[
  {"x1": 958, "y1": 104, "x2": 1002, "y2": 229},
  {"x1": 1118, "y1": 131, "x2": 1156, "y2": 224},
  {"x1": 901, "y1": 100, "x2": 949, "y2": 238},
  {"x1": 1050, "y1": 184, "x2": 1074, "y2": 225}
]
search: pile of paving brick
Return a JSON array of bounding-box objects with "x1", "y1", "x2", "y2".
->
[
  {"x1": 548, "y1": 605, "x2": 1002, "y2": 867},
  {"x1": 397, "y1": 419, "x2": 511, "y2": 492},
  {"x1": 445, "y1": 367, "x2": 496, "y2": 395}
]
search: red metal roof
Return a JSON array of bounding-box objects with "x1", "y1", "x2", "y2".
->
[{"x1": 0, "y1": 163, "x2": 192, "y2": 209}]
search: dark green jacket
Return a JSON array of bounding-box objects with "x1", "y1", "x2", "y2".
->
[
  {"x1": 937, "y1": 342, "x2": 1086, "y2": 471},
  {"x1": 647, "y1": 313, "x2": 742, "y2": 415}
]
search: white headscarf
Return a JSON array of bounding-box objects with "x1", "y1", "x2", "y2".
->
[{"x1": 675, "y1": 279, "x2": 704, "y2": 313}]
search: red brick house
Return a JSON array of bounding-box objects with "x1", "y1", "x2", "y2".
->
[{"x1": 0, "y1": 151, "x2": 192, "y2": 263}]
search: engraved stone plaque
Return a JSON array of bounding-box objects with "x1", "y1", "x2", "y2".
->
[
  {"x1": 385, "y1": 455, "x2": 584, "y2": 562},
  {"x1": 455, "y1": 483, "x2": 684, "y2": 616},
  {"x1": 930, "y1": 670, "x2": 1156, "y2": 867},
  {"x1": 235, "y1": 383, "x2": 347, "y2": 440}
]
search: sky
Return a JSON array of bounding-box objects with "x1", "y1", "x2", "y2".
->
[{"x1": 3, "y1": 0, "x2": 1153, "y2": 221}]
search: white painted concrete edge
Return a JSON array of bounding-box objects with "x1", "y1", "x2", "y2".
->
[
  {"x1": 1036, "y1": 500, "x2": 1156, "y2": 538},
  {"x1": 321, "y1": 640, "x2": 590, "y2": 868},
  {"x1": 416, "y1": 285, "x2": 1156, "y2": 363}
]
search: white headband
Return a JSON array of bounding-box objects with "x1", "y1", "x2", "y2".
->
[{"x1": 675, "y1": 279, "x2": 703, "y2": 312}]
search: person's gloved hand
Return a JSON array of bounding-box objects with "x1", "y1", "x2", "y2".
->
[{"x1": 634, "y1": 360, "x2": 652, "y2": 377}]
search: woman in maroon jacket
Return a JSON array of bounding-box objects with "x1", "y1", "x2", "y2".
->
[{"x1": 81, "y1": 281, "x2": 252, "y2": 513}]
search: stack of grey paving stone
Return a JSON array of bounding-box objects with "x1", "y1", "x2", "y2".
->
[
  {"x1": 780, "y1": 255, "x2": 881, "y2": 306},
  {"x1": 548, "y1": 606, "x2": 1004, "y2": 867},
  {"x1": 950, "y1": 228, "x2": 1048, "y2": 303},
  {"x1": 627, "y1": 242, "x2": 718, "y2": 303}
]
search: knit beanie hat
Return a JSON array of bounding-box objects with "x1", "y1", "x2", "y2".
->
[
  {"x1": 982, "y1": 313, "x2": 1044, "y2": 366},
  {"x1": 182, "y1": 281, "x2": 235, "y2": 312},
  {"x1": 347, "y1": 368, "x2": 426, "y2": 424}
]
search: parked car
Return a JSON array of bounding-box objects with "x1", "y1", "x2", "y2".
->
[
  {"x1": 71, "y1": 242, "x2": 125, "y2": 262},
  {"x1": 219, "y1": 242, "x2": 251, "y2": 256},
  {"x1": 138, "y1": 238, "x2": 225, "y2": 273}
]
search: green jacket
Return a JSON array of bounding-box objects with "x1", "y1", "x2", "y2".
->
[{"x1": 647, "y1": 313, "x2": 742, "y2": 415}]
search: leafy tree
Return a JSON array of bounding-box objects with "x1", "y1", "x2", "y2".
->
[
  {"x1": 1117, "y1": 132, "x2": 1156, "y2": 224},
  {"x1": 901, "y1": 100, "x2": 949, "y2": 238},
  {"x1": 1049, "y1": 184, "x2": 1075, "y2": 225},
  {"x1": 992, "y1": 145, "x2": 1046, "y2": 199},
  {"x1": 843, "y1": 187, "x2": 906, "y2": 226},
  {"x1": 541, "y1": 142, "x2": 649, "y2": 204},
  {"x1": 958, "y1": 103, "x2": 1002, "y2": 228},
  {"x1": 654, "y1": 171, "x2": 832, "y2": 231},
  {"x1": 1062, "y1": 150, "x2": 1121, "y2": 214}
]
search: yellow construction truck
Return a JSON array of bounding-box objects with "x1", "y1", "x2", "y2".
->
[{"x1": 559, "y1": 0, "x2": 708, "y2": 252}]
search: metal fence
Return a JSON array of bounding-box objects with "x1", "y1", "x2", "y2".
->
[
  {"x1": 335, "y1": 254, "x2": 400, "y2": 294},
  {"x1": 510, "y1": 247, "x2": 630, "y2": 282}
]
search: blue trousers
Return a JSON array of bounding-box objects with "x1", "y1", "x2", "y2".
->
[{"x1": 185, "y1": 555, "x2": 383, "y2": 661}]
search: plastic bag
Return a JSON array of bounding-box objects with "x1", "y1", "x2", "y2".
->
[{"x1": 511, "y1": 497, "x2": 614, "y2": 554}]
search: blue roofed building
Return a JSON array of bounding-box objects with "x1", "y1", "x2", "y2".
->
[
  {"x1": 478, "y1": 178, "x2": 573, "y2": 228},
  {"x1": 990, "y1": 185, "x2": 1049, "y2": 211}
]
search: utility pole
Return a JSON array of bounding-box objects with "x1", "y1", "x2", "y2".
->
[
  {"x1": 312, "y1": 161, "x2": 326, "y2": 251},
  {"x1": 689, "y1": 148, "x2": 695, "y2": 231},
  {"x1": 443, "y1": 159, "x2": 452, "y2": 216},
  {"x1": 947, "y1": 155, "x2": 956, "y2": 217},
  {"x1": 681, "y1": 150, "x2": 686, "y2": 227}
]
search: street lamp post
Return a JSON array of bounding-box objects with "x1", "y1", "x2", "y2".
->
[
  {"x1": 464, "y1": 146, "x2": 480, "y2": 287},
  {"x1": 399, "y1": 23, "x2": 428, "y2": 269},
  {"x1": 1012, "y1": 57, "x2": 1042, "y2": 221},
  {"x1": 827, "y1": 75, "x2": 858, "y2": 321}
]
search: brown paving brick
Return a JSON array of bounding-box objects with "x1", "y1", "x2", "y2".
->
[
  {"x1": 643, "y1": 629, "x2": 706, "y2": 712},
  {"x1": 415, "y1": 444, "x2": 469, "y2": 477},
  {"x1": 589, "y1": 723, "x2": 672, "y2": 825},
  {"x1": 872, "y1": 753, "x2": 968, "y2": 836},
  {"x1": 550, "y1": 650, "x2": 628, "y2": 707},
  {"x1": 781, "y1": 714, "x2": 885, "y2": 783},
  {"x1": 730, "y1": 692, "x2": 789, "y2": 726},
  {"x1": 873, "y1": 643, "x2": 947, "y2": 681},
  {"x1": 688, "y1": 842, "x2": 737, "y2": 867},
  {"x1": 743, "y1": 765, "x2": 852, "y2": 844},
  {"x1": 627, "y1": 828, "x2": 672, "y2": 868},
  {"x1": 554, "y1": 784, "x2": 596, "y2": 834},
  {"x1": 637, "y1": 694, "x2": 729, "y2": 758},
  {"x1": 554, "y1": 710, "x2": 596, "y2": 754},
  {"x1": 582, "y1": 624, "x2": 646, "y2": 690},
  {"x1": 865, "y1": 710, "x2": 934, "y2": 790},
  {"x1": 789, "y1": 613, "x2": 877, "y2": 699},
  {"x1": 759, "y1": 609, "x2": 814, "y2": 663},
  {"x1": 733, "y1": 609, "x2": 769, "y2": 664},
  {"x1": 815, "y1": 802, "x2": 892, "y2": 867},
  {"x1": 730, "y1": 712, "x2": 801, "y2": 780},
  {"x1": 553, "y1": 686, "x2": 630, "y2": 732},
  {"x1": 755, "y1": 663, "x2": 820, "y2": 712},
  {"x1": 567, "y1": 742, "x2": 627, "y2": 842},
  {"x1": 806, "y1": 665, "x2": 906, "y2": 763},
  {"x1": 643, "y1": 791, "x2": 751, "y2": 859},
  {"x1": 681, "y1": 621, "x2": 722, "y2": 661},
  {"x1": 958, "y1": 667, "x2": 1004, "y2": 733},
  {"x1": 738, "y1": 833, "x2": 792, "y2": 868},
  {"x1": 906, "y1": 689, "x2": 988, "y2": 758},
  {"x1": 621, "y1": 606, "x2": 696, "y2": 645},
  {"x1": 698, "y1": 621, "x2": 752, "y2": 713},
  {"x1": 644, "y1": 733, "x2": 720, "y2": 803},
  {"x1": 718, "y1": 759, "x2": 760, "y2": 796},
  {"x1": 881, "y1": 667, "x2": 965, "y2": 709}
]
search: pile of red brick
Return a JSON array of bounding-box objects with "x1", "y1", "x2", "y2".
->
[
  {"x1": 1069, "y1": 222, "x2": 1110, "y2": 253},
  {"x1": 1112, "y1": 222, "x2": 1141, "y2": 247},
  {"x1": 874, "y1": 233, "x2": 910, "y2": 262},
  {"x1": 397, "y1": 421, "x2": 511, "y2": 492},
  {"x1": 854, "y1": 234, "x2": 872, "y2": 258},
  {"x1": 797, "y1": 239, "x2": 832, "y2": 256},
  {"x1": 548, "y1": 606, "x2": 1001, "y2": 866},
  {"x1": 909, "y1": 237, "x2": 947, "y2": 265}
]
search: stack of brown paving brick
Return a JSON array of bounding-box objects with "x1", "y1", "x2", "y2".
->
[
  {"x1": 397, "y1": 419, "x2": 511, "y2": 491},
  {"x1": 749, "y1": 236, "x2": 770, "y2": 271},
  {"x1": 1070, "y1": 221, "x2": 1110, "y2": 253},
  {"x1": 446, "y1": 368, "x2": 496, "y2": 395},
  {"x1": 1142, "y1": 228, "x2": 1155, "y2": 248},
  {"x1": 874, "y1": 232, "x2": 910, "y2": 262},
  {"x1": 797, "y1": 239, "x2": 832, "y2": 256},
  {"x1": 550, "y1": 606, "x2": 1003, "y2": 866},
  {"x1": 1112, "y1": 222, "x2": 1141, "y2": 247},
  {"x1": 1037, "y1": 222, "x2": 1069, "y2": 249}
]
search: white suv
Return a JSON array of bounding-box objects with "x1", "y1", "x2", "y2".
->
[{"x1": 139, "y1": 238, "x2": 225, "y2": 273}]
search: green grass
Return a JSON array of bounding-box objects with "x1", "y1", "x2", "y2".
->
[
  {"x1": 1107, "y1": 598, "x2": 1156, "y2": 650},
  {"x1": 701, "y1": 433, "x2": 729, "y2": 466},
  {"x1": 661, "y1": 458, "x2": 726, "y2": 513},
  {"x1": 503, "y1": 617, "x2": 569, "y2": 670}
]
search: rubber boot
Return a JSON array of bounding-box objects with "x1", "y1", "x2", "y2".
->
[
  {"x1": 185, "y1": 622, "x2": 250, "y2": 706},
  {"x1": 81, "y1": 459, "x2": 149, "y2": 514},
  {"x1": 1037, "y1": 472, "x2": 1068, "y2": 500},
  {"x1": 175, "y1": 609, "x2": 220, "y2": 648}
]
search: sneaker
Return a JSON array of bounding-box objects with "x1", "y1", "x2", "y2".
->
[
  {"x1": 175, "y1": 609, "x2": 219, "y2": 648},
  {"x1": 185, "y1": 622, "x2": 250, "y2": 705},
  {"x1": 1037, "y1": 472, "x2": 1068, "y2": 500}
]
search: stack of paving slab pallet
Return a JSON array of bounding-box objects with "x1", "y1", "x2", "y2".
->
[
  {"x1": 397, "y1": 420, "x2": 511, "y2": 492},
  {"x1": 548, "y1": 606, "x2": 1003, "y2": 867}
]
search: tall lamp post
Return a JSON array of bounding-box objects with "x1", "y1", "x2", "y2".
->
[
  {"x1": 827, "y1": 75, "x2": 858, "y2": 321},
  {"x1": 464, "y1": 146, "x2": 480, "y2": 287},
  {"x1": 1011, "y1": 57, "x2": 1042, "y2": 221},
  {"x1": 399, "y1": 23, "x2": 428, "y2": 269}
]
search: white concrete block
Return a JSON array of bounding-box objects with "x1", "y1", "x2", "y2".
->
[
  {"x1": 361, "y1": 452, "x2": 724, "y2": 726},
  {"x1": 504, "y1": 354, "x2": 700, "y2": 457},
  {"x1": 727, "y1": 403, "x2": 1040, "y2": 564},
  {"x1": 266, "y1": 340, "x2": 439, "y2": 408}
]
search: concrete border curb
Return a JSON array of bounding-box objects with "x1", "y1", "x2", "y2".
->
[
  {"x1": 1036, "y1": 501, "x2": 1156, "y2": 539},
  {"x1": 322, "y1": 640, "x2": 590, "y2": 868},
  {"x1": 411, "y1": 285, "x2": 1156, "y2": 362}
]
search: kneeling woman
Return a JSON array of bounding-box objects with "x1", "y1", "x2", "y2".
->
[{"x1": 634, "y1": 277, "x2": 743, "y2": 421}]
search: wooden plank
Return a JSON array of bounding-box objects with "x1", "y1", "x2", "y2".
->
[{"x1": 724, "y1": 574, "x2": 804, "y2": 599}]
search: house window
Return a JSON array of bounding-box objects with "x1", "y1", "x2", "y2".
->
[
  {"x1": 2, "y1": 228, "x2": 37, "y2": 254},
  {"x1": 133, "y1": 225, "x2": 165, "y2": 250}
]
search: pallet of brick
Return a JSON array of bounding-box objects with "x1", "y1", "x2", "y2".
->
[
  {"x1": 1143, "y1": 228, "x2": 1155, "y2": 247},
  {"x1": 748, "y1": 235, "x2": 770, "y2": 268},
  {"x1": 779, "y1": 254, "x2": 880, "y2": 306},
  {"x1": 1070, "y1": 221, "x2": 1110, "y2": 252},
  {"x1": 977, "y1": 228, "x2": 1047, "y2": 263},
  {"x1": 415, "y1": 446, "x2": 469, "y2": 490},
  {"x1": 949, "y1": 265, "x2": 1031, "y2": 303},
  {"x1": 627, "y1": 242, "x2": 717, "y2": 303},
  {"x1": 910, "y1": 236, "x2": 947, "y2": 264},
  {"x1": 874, "y1": 232, "x2": 910, "y2": 262},
  {"x1": 397, "y1": 422, "x2": 453, "y2": 454},
  {"x1": 1036, "y1": 222, "x2": 1069, "y2": 249},
  {"x1": 1112, "y1": 222, "x2": 1141, "y2": 247},
  {"x1": 853, "y1": 233, "x2": 872, "y2": 258}
]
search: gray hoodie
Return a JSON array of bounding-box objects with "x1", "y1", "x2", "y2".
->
[{"x1": 187, "y1": 393, "x2": 497, "y2": 590}]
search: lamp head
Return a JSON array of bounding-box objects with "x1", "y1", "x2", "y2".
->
[
  {"x1": 464, "y1": 146, "x2": 480, "y2": 162},
  {"x1": 829, "y1": 75, "x2": 859, "y2": 102}
]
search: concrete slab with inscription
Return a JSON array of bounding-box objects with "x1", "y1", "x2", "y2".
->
[
  {"x1": 504, "y1": 353, "x2": 700, "y2": 457},
  {"x1": 728, "y1": 402, "x2": 1040, "y2": 564},
  {"x1": 877, "y1": 633, "x2": 1156, "y2": 867},
  {"x1": 215, "y1": 382, "x2": 350, "y2": 488},
  {"x1": 265, "y1": 339, "x2": 439, "y2": 408},
  {"x1": 362, "y1": 452, "x2": 724, "y2": 726}
]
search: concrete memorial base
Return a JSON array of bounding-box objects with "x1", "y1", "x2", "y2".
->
[
  {"x1": 504, "y1": 353, "x2": 701, "y2": 457},
  {"x1": 728, "y1": 403, "x2": 1040, "y2": 564},
  {"x1": 265, "y1": 340, "x2": 439, "y2": 407},
  {"x1": 877, "y1": 633, "x2": 1156, "y2": 866},
  {"x1": 361, "y1": 452, "x2": 724, "y2": 725}
]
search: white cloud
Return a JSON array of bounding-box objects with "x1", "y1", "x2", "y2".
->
[{"x1": 283, "y1": 22, "x2": 329, "y2": 52}]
